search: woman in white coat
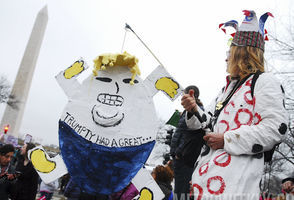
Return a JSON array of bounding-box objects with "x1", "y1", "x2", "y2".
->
[{"x1": 181, "y1": 10, "x2": 289, "y2": 199}]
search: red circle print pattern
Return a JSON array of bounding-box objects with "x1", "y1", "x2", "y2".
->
[
  {"x1": 218, "y1": 120, "x2": 230, "y2": 133},
  {"x1": 234, "y1": 108, "x2": 253, "y2": 128},
  {"x1": 245, "y1": 78, "x2": 252, "y2": 86},
  {"x1": 224, "y1": 101, "x2": 235, "y2": 115},
  {"x1": 199, "y1": 162, "x2": 209, "y2": 176},
  {"x1": 254, "y1": 113, "x2": 262, "y2": 125},
  {"x1": 244, "y1": 90, "x2": 254, "y2": 105},
  {"x1": 207, "y1": 176, "x2": 226, "y2": 195},
  {"x1": 213, "y1": 152, "x2": 231, "y2": 167},
  {"x1": 191, "y1": 183, "x2": 204, "y2": 200}
]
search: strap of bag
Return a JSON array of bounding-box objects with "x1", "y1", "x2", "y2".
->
[
  {"x1": 210, "y1": 73, "x2": 252, "y2": 130},
  {"x1": 250, "y1": 70, "x2": 263, "y2": 97},
  {"x1": 249, "y1": 71, "x2": 277, "y2": 163}
]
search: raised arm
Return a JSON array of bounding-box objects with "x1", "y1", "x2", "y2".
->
[{"x1": 55, "y1": 59, "x2": 88, "y2": 98}]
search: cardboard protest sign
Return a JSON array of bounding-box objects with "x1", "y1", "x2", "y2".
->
[
  {"x1": 24, "y1": 134, "x2": 32, "y2": 144},
  {"x1": 56, "y1": 52, "x2": 182, "y2": 195},
  {"x1": 28, "y1": 146, "x2": 68, "y2": 184},
  {"x1": 132, "y1": 167, "x2": 165, "y2": 200},
  {"x1": 144, "y1": 65, "x2": 183, "y2": 101}
]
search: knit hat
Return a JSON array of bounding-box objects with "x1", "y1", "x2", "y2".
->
[{"x1": 219, "y1": 10, "x2": 273, "y2": 51}]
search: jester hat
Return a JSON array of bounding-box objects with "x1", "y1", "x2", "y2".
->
[{"x1": 219, "y1": 10, "x2": 273, "y2": 51}]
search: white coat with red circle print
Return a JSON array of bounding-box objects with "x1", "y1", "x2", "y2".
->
[{"x1": 185, "y1": 73, "x2": 288, "y2": 199}]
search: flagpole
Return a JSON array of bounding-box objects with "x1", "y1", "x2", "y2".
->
[{"x1": 125, "y1": 23, "x2": 165, "y2": 67}]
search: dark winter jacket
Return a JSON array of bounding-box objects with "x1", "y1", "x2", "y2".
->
[
  {"x1": 0, "y1": 164, "x2": 16, "y2": 200},
  {"x1": 170, "y1": 111, "x2": 187, "y2": 158},
  {"x1": 170, "y1": 110, "x2": 205, "y2": 168},
  {"x1": 11, "y1": 157, "x2": 39, "y2": 200},
  {"x1": 170, "y1": 110, "x2": 204, "y2": 159}
]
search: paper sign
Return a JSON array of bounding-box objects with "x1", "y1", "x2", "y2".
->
[
  {"x1": 5, "y1": 135, "x2": 18, "y2": 147},
  {"x1": 24, "y1": 134, "x2": 32, "y2": 144},
  {"x1": 28, "y1": 146, "x2": 68, "y2": 184},
  {"x1": 56, "y1": 53, "x2": 182, "y2": 195},
  {"x1": 132, "y1": 167, "x2": 165, "y2": 200},
  {"x1": 144, "y1": 65, "x2": 183, "y2": 101}
]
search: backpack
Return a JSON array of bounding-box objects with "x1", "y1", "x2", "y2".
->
[{"x1": 250, "y1": 71, "x2": 278, "y2": 163}]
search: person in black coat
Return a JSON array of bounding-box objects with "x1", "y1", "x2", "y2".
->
[
  {"x1": 11, "y1": 143, "x2": 39, "y2": 200},
  {"x1": 170, "y1": 85, "x2": 204, "y2": 200},
  {"x1": 0, "y1": 144, "x2": 18, "y2": 200}
]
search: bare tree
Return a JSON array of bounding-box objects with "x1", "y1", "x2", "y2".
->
[
  {"x1": 0, "y1": 75, "x2": 18, "y2": 109},
  {"x1": 260, "y1": 14, "x2": 294, "y2": 195},
  {"x1": 267, "y1": 39, "x2": 294, "y2": 162}
]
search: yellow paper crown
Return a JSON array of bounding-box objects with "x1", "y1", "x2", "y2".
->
[{"x1": 93, "y1": 51, "x2": 141, "y2": 85}]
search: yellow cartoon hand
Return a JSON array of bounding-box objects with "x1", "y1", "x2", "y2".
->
[
  {"x1": 155, "y1": 77, "x2": 179, "y2": 98},
  {"x1": 138, "y1": 187, "x2": 153, "y2": 200},
  {"x1": 64, "y1": 60, "x2": 85, "y2": 79},
  {"x1": 30, "y1": 149, "x2": 56, "y2": 173}
]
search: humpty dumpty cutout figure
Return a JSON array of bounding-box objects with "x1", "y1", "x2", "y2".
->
[{"x1": 54, "y1": 52, "x2": 182, "y2": 195}]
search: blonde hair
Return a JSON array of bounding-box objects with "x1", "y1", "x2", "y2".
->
[
  {"x1": 93, "y1": 52, "x2": 140, "y2": 85},
  {"x1": 227, "y1": 46, "x2": 265, "y2": 79}
]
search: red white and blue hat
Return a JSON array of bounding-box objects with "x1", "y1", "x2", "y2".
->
[{"x1": 219, "y1": 10, "x2": 273, "y2": 51}]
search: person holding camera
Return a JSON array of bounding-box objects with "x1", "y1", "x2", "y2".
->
[{"x1": 0, "y1": 144, "x2": 18, "y2": 200}]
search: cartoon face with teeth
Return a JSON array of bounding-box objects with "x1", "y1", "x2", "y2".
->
[
  {"x1": 91, "y1": 85, "x2": 125, "y2": 127},
  {"x1": 56, "y1": 52, "x2": 182, "y2": 195}
]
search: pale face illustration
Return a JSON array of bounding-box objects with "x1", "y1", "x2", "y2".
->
[
  {"x1": 91, "y1": 75, "x2": 127, "y2": 128},
  {"x1": 56, "y1": 54, "x2": 182, "y2": 195},
  {"x1": 60, "y1": 67, "x2": 158, "y2": 146},
  {"x1": 58, "y1": 66, "x2": 158, "y2": 195}
]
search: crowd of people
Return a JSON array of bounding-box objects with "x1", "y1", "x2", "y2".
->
[
  {"x1": 0, "y1": 139, "x2": 174, "y2": 200},
  {"x1": 0, "y1": 143, "x2": 39, "y2": 200},
  {"x1": 0, "y1": 142, "x2": 65, "y2": 200},
  {"x1": 1, "y1": 140, "x2": 292, "y2": 200},
  {"x1": 0, "y1": 8, "x2": 293, "y2": 200}
]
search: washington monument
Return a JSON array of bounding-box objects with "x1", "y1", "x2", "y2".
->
[{"x1": 0, "y1": 6, "x2": 48, "y2": 139}]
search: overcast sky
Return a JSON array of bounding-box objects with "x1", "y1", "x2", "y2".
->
[{"x1": 0, "y1": 0, "x2": 292, "y2": 145}]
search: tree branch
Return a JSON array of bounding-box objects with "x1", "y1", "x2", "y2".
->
[{"x1": 275, "y1": 149, "x2": 294, "y2": 165}]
